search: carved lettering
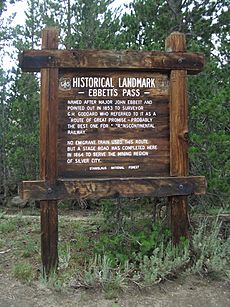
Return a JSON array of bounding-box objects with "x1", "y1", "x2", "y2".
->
[{"x1": 58, "y1": 71, "x2": 170, "y2": 178}]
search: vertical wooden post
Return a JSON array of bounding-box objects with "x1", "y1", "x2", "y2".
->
[
  {"x1": 165, "y1": 32, "x2": 189, "y2": 243},
  {"x1": 40, "y1": 27, "x2": 59, "y2": 275}
]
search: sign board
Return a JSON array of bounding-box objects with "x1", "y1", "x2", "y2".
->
[
  {"x1": 19, "y1": 28, "x2": 206, "y2": 274},
  {"x1": 58, "y1": 71, "x2": 169, "y2": 178}
]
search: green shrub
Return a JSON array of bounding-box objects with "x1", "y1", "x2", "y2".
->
[
  {"x1": 137, "y1": 241, "x2": 189, "y2": 284},
  {"x1": 190, "y1": 218, "x2": 230, "y2": 276},
  {"x1": 0, "y1": 219, "x2": 17, "y2": 234},
  {"x1": 13, "y1": 262, "x2": 33, "y2": 284},
  {"x1": 94, "y1": 222, "x2": 171, "y2": 267},
  {"x1": 80, "y1": 255, "x2": 125, "y2": 292},
  {"x1": 21, "y1": 237, "x2": 38, "y2": 258}
]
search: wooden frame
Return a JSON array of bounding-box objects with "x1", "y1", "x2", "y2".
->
[
  {"x1": 19, "y1": 28, "x2": 205, "y2": 274},
  {"x1": 20, "y1": 49, "x2": 203, "y2": 73},
  {"x1": 20, "y1": 176, "x2": 206, "y2": 200}
]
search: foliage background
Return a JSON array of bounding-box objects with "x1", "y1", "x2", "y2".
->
[{"x1": 0, "y1": 0, "x2": 229, "y2": 207}]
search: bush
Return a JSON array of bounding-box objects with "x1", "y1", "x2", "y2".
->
[
  {"x1": 190, "y1": 218, "x2": 230, "y2": 276},
  {"x1": 13, "y1": 262, "x2": 33, "y2": 284}
]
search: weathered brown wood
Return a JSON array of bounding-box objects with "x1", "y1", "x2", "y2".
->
[
  {"x1": 20, "y1": 49, "x2": 204, "y2": 74},
  {"x1": 57, "y1": 70, "x2": 170, "y2": 179},
  {"x1": 40, "y1": 200, "x2": 58, "y2": 275},
  {"x1": 20, "y1": 176, "x2": 206, "y2": 201},
  {"x1": 40, "y1": 27, "x2": 59, "y2": 275},
  {"x1": 166, "y1": 32, "x2": 190, "y2": 243},
  {"x1": 169, "y1": 70, "x2": 188, "y2": 175},
  {"x1": 165, "y1": 32, "x2": 186, "y2": 52}
]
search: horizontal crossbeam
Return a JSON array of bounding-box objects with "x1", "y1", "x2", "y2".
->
[
  {"x1": 19, "y1": 50, "x2": 204, "y2": 74},
  {"x1": 19, "y1": 176, "x2": 206, "y2": 201}
]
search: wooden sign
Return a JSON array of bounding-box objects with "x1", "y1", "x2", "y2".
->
[
  {"x1": 19, "y1": 28, "x2": 206, "y2": 274},
  {"x1": 58, "y1": 71, "x2": 169, "y2": 178}
]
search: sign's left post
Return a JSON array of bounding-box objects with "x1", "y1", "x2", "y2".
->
[{"x1": 40, "y1": 28, "x2": 59, "y2": 275}]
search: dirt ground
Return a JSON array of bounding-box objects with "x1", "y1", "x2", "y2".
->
[{"x1": 0, "y1": 273, "x2": 229, "y2": 307}]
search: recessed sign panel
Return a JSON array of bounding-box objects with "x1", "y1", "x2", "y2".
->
[{"x1": 57, "y1": 71, "x2": 170, "y2": 178}]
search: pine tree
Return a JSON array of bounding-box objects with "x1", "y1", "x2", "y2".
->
[
  {"x1": 4, "y1": 0, "x2": 41, "y2": 185},
  {"x1": 120, "y1": 0, "x2": 230, "y2": 206},
  {"x1": 38, "y1": 0, "x2": 120, "y2": 49},
  {"x1": 0, "y1": 69, "x2": 9, "y2": 200},
  {"x1": 6, "y1": 70, "x2": 40, "y2": 182}
]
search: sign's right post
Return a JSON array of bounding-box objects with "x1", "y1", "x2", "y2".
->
[{"x1": 165, "y1": 32, "x2": 189, "y2": 243}]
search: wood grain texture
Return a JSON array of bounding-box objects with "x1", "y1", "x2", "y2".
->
[
  {"x1": 57, "y1": 71, "x2": 170, "y2": 178},
  {"x1": 40, "y1": 200, "x2": 58, "y2": 274},
  {"x1": 20, "y1": 49, "x2": 204, "y2": 74},
  {"x1": 170, "y1": 70, "x2": 188, "y2": 175},
  {"x1": 165, "y1": 32, "x2": 186, "y2": 52},
  {"x1": 20, "y1": 176, "x2": 206, "y2": 201},
  {"x1": 166, "y1": 32, "x2": 190, "y2": 243},
  {"x1": 40, "y1": 27, "x2": 59, "y2": 275},
  {"x1": 40, "y1": 28, "x2": 59, "y2": 180}
]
